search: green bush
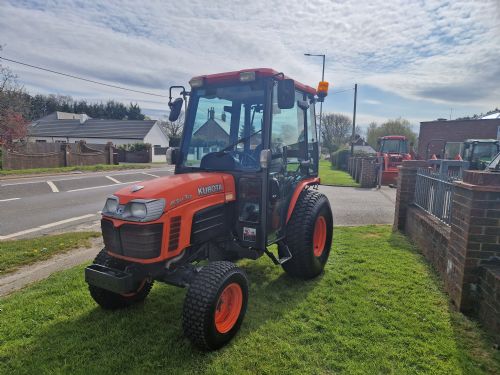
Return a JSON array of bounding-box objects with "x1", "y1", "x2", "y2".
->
[
  {"x1": 331, "y1": 148, "x2": 350, "y2": 170},
  {"x1": 117, "y1": 143, "x2": 151, "y2": 152}
]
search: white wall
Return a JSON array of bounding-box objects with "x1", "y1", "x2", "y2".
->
[
  {"x1": 144, "y1": 123, "x2": 169, "y2": 162},
  {"x1": 30, "y1": 137, "x2": 143, "y2": 145}
]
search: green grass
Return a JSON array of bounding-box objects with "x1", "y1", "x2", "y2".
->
[
  {"x1": 1, "y1": 226, "x2": 498, "y2": 374},
  {"x1": 0, "y1": 164, "x2": 151, "y2": 176},
  {"x1": 0, "y1": 232, "x2": 100, "y2": 275},
  {"x1": 319, "y1": 160, "x2": 359, "y2": 187}
]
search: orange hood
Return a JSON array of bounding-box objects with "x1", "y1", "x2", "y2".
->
[{"x1": 114, "y1": 172, "x2": 236, "y2": 206}]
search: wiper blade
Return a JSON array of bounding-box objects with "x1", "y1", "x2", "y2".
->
[{"x1": 220, "y1": 129, "x2": 262, "y2": 153}]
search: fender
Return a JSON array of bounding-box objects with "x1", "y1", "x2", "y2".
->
[{"x1": 285, "y1": 177, "x2": 320, "y2": 223}]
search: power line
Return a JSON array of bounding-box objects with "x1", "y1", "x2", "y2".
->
[
  {"x1": 0, "y1": 56, "x2": 169, "y2": 98},
  {"x1": 332, "y1": 87, "x2": 355, "y2": 94}
]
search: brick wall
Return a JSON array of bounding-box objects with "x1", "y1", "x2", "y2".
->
[
  {"x1": 359, "y1": 158, "x2": 377, "y2": 188},
  {"x1": 406, "y1": 205, "x2": 451, "y2": 280},
  {"x1": 395, "y1": 166, "x2": 500, "y2": 343},
  {"x1": 418, "y1": 119, "x2": 500, "y2": 158},
  {"x1": 479, "y1": 264, "x2": 500, "y2": 342}
]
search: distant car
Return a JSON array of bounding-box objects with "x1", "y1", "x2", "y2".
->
[{"x1": 486, "y1": 151, "x2": 500, "y2": 172}]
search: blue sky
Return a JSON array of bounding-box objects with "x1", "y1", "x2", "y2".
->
[{"x1": 1, "y1": 0, "x2": 499, "y2": 134}]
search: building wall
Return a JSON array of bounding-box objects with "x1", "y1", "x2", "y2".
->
[
  {"x1": 144, "y1": 123, "x2": 169, "y2": 162},
  {"x1": 418, "y1": 119, "x2": 500, "y2": 159},
  {"x1": 30, "y1": 136, "x2": 141, "y2": 145}
]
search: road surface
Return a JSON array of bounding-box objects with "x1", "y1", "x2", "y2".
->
[
  {"x1": 0, "y1": 168, "x2": 396, "y2": 240},
  {"x1": 0, "y1": 166, "x2": 175, "y2": 239}
]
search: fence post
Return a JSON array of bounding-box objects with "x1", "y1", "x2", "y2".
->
[
  {"x1": 447, "y1": 170, "x2": 500, "y2": 312},
  {"x1": 61, "y1": 144, "x2": 71, "y2": 167},
  {"x1": 393, "y1": 160, "x2": 429, "y2": 232}
]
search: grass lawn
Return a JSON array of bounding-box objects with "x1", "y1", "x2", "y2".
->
[
  {"x1": 1, "y1": 226, "x2": 499, "y2": 374},
  {"x1": 319, "y1": 160, "x2": 359, "y2": 187},
  {"x1": 0, "y1": 163, "x2": 151, "y2": 177},
  {"x1": 0, "y1": 232, "x2": 100, "y2": 275}
]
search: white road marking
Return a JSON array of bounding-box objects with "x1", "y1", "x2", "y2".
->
[
  {"x1": 0, "y1": 213, "x2": 97, "y2": 240},
  {"x1": 67, "y1": 181, "x2": 141, "y2": 192},
  {"x1": 1, "y1": 180, "x2": 48, "y2": 186},
  {"x1": 47, "y1": 181, "x2": 59, "y2": 193},
  {"x1": 106, "y1": 175, "x2": 121, "y2": 184},
  {"x1": 142, "y1": 172, "x2": 160, "y2": 178},
  {"x1": 0, "y1": 197, "x2": 21, "y2": 202}
]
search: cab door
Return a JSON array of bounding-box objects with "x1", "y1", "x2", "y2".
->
[{"x1": 266, "y1": 83, "x2": 309, "y2": 245}]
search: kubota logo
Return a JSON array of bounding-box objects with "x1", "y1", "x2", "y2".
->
[{"x1": 197, "y1": 183, "x2": 223, "y2": 196}]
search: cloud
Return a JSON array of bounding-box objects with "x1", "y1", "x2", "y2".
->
[
  {"x1": 0, "y1": 0, "x2": 499, "y2": 120},
  {"x1": 363, "y1": 99, "x2": 382, "y2": 105}
]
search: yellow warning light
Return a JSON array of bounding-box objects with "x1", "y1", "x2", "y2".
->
[{"x1": 317, "y1": 81, "x2": 329, "y2": 98}]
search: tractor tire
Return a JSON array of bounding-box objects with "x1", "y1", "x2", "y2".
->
[
  {"x1": 182, "y1": 261, "x2": 248, "y2": 350},
  {"x1": 88, "y1": 249, "x2": 154, "y2": 310},
  {"x1": 279, "y1": 189, "x2": 333, "y2": 279}
]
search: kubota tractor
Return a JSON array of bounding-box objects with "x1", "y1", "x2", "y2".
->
[
  {"x1": 85, "y1": 68, "x2": 333, "y2": 350},
  {"x1": 376, "y1": 135, "x2": 412, "y2": 185}
]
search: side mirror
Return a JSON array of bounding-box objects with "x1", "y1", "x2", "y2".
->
[
  {"x1": 168, "y1": 98, "x2": 183, "y2": 122},
  {"x1": 166, "y1": 147, "x2": 179, "y2": 165},
  {"x1": 259, "y1": 149, "x2": 272, "y2": 169},
  {"x1": 277, "y1": 79, "x2": 295, "y2": 109}
]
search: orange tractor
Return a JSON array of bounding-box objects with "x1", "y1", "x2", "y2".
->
[
  {"x1": 376, "y1": 135, "x2": 412, "y2": 185},
  {"x1": 85, "y1": 69, "x2": 333, "y2": 350}
]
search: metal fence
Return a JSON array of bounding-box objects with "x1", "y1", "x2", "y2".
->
[{"x1": 414, "y1": 168, "x2": 460, "y2": 225}]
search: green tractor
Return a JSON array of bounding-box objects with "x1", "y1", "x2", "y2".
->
[{"x1": 442, "y1": 139, "x2": 500, "y2": 170}]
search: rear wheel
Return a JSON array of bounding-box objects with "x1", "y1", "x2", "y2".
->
[
  {"x1": 182, "y1": 261, "x2": 248, "y2": 350},
  {"x1": 88, "y1": 249, "x2": 153, "y2": 310},
  {"x1": 279, "y1": 190, "x2": 333, "y2": 279}
]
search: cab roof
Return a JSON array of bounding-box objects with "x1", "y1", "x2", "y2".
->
[{"x1": 190, "y1": 68, "x2": 317, "y2": 96}]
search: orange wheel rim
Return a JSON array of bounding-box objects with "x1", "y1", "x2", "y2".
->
[
  {"x1": 215, "y1": 283, "x2": 243, "y2": 334},
  {"x1": 313, "y1": 216, "x2": 327, "y2": 257}
]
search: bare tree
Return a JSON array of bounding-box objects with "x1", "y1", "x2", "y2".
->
[
  {"x1": 159, "y1": 112, "x2": 184, "y2": 146},
  {"x1": 0, "y1": 47, "x2": 29, "y2": 147},
  {"x1": 321, "y1": 113, "x2": 352, "y2": 156}
]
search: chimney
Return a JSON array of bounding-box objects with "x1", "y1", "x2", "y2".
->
[{"x1": 209, "y1": 107, "x2": 215, "y2": 120}]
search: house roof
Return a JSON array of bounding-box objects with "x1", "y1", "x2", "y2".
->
[{"x1": 29, "y1": 117, "x2": 158, "y2": 140}]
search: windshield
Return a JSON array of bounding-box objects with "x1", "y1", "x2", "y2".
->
[
  {"x1": 181, "y1": 83, "x2": 265, "y2": 171},
  {"x1": 380, "y1": 139, "x2": 408, "y2": 154},
  {"x1": 472, "y1": 143, "x2": 499, "y2": 162}
]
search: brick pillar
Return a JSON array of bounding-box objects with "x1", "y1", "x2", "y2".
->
[
  {"x1": 61, "y1": 144, "x2": 71, "y2": 167},
  {"x1": 447, "y1": 171, "x2": 500, "y2": 312},
  {"x1": 360, "y1": 158, "x2": 376, "y2": 188},
  {"x1": 393, "y1": 160, "x2": 429, "y2": 231}
]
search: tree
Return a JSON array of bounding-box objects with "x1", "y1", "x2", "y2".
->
[
  {"x1": 321, "y1": 113, "x2": 352, "y2": 156},
  {"x1": 128, "y1": 102, "x2": 145, "y2": 120},
  {"x1": 0, "y1": 49, "x2": 29, "y2": 147},
  {"x1": 366, "y1": 118, "x2": 417, "y2": 150},
  {"x1": 159, "y1": 112, "x2": 184, "y2": 146}
]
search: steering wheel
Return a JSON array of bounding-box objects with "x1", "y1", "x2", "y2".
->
[{"x1": 231, "y1": 150, "x2": 258, "y2": 167}]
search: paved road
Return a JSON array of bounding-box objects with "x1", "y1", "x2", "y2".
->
[
  {"x1": 0, "y1": 168, "x2": 396, "y2": 240},
  {"x1": 318, "y1": 185, "x2": 396, "y2": 226},
  {"x1": 0, "y1": 166, "x2": 175, "y2": 239}
]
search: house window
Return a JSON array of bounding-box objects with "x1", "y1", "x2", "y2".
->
[{"x1": 35, "y1": 139, "x2": 47, "y2": 143}]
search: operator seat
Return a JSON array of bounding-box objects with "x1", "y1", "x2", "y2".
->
[{"x1": 200, "y1": 152, "x2": 237, "y2": 170}]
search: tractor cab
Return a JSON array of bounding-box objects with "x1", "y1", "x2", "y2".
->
[
  {"x1": 376, "y1": 135, "x2": 412, "y2": 185},
  {"x1": 462, "y1": 139, "x2": 499, "y2": 170},
  {"x1": 169, "y1": 69, "x2": 323, "y2": 249}
]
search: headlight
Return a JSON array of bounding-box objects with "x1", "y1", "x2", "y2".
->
[
  {"x1": 103, "y1": 196, "x2": 119, "y2": 213},
  {"x1": 130, "y1": 202, "x2": 147, "y2": 218}
]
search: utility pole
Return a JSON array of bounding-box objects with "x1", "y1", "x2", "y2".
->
[
  {"x1": 350, "y1": 83, "x2": 358, "y2": 155},
  {"x1": 304, "y1": 53, "x2": 326, "y2": 155}
]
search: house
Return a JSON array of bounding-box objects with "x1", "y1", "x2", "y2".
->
[
  {"x1": 28, "y1": 112, "x2": 169, "y2": 162},
  {"x1": 418, "y1": 118, "x2": 500, "y2": 158},
  {"x1": 188, "y1": 108, "x2": 229, "y2": 161}
]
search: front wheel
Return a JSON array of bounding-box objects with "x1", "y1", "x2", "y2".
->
[
  {"x1": 279, "y1": 190, "x2": 333, "y2": 279},
  {"x1": 182, "y1": 261, "x2": 248, "y2": 350},
  {"x1": 88, "y1": 249, "x2": 153, "y2": 310}
]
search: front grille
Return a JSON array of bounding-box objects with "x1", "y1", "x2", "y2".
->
[
  {"x1": 168, "y1": 216, "x2": 181, "y2": 251},
  {"x1": 101, "y1": 219, "x2": 163, "y2": 259}
]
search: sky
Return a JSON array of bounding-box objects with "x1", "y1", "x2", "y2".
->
[{"x1": 0, "y1": 0, "x2": 499, "y2": 134}]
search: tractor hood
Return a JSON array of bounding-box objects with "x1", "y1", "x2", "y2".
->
[{"x1": 113, "y1": 172, "x2": 236, "y2": 208}]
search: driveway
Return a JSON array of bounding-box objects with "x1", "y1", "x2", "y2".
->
[{"x1": 318, "y1": 185, "x2": 396, "y2": 226}]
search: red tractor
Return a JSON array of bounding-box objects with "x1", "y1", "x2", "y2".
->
[
  {"x1": 85, "y1": 68, "x2": 333, "y2": 350},
  {"x1": 376, "y1": 135, "x2": 412, "y2": 185}
]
